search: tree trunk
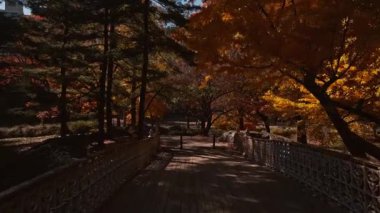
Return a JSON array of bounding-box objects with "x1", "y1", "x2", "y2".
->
[
  {"x1": 106, "y1": 19, "x2": 116, "y2": 138},
  {"x1": 264, "y1": 121, "x2": 270, "y2": 133},
  {"x1": 59, "y1": 66, "x2": 69, "y2": 137},
  {"x1": 257, "y1": 110, "x2": 270, "y2": 133},
  {"x1": 138, "y1": 0, "x2": 150, "y2": 138},
  {"x1": 203, "y1": 114, "x2": 212, "y2": 136},
  {"x1": 375, "y1": 125, "x2": 380, "y2": 141},
  {"x1": 186, "y1": 115, "x2": 190, "y2": 129},
  {"x1": 97, "y1": 8, "x2": 109, "y2": 146},
  {"x1": 238, "y1": 109, "x2": 244, "y2": 130},
  {"x1": 200, "y1": 119, "x2": 206, "y2": 134},
  {"x1": 131, "y1": 96, "x2": 137, "y2": 127},
  {"x1": 116, "y1": 113, "x2": 121, "y2": 127},
  {"x1": 296, "y1": 118, "x2": 307, "y2": 144},
  {"x1": 123, "y1": 110, "x2": 127, "y2": 127},
  {"x1": 130, "y1": 70, "x2": 137, "y2": 127},
  {"x1": 308, "y1": 83, "x2": 380, "y2": 160},
  {"x1": 59, "y1": 26, "x2": 69, "y2": 138},
  {"x1": 319, "y1": 97, "x2": 366, "y2": 157}
]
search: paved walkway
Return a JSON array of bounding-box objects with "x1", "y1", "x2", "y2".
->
[{"x1": 99, "y1": 136, "x2": 343, "y2": 213}]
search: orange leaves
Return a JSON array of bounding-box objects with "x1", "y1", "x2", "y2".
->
[
  {"x1": 199, "y1": 75, "x2": 212, "y2": 89},
  {"x1": 178, "y1": 0, "x2": 380, "y2": 145},
  {"x1": 221, "y1": 12, "x2": 233, "y2": 23},
  {"x1": 145, "y1": 94, "x2": 168, "y2": 119}
]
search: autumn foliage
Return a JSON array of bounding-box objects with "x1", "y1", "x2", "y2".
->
[{"x1": 177, "y1": 0, "x2": 380, "y2": 159}]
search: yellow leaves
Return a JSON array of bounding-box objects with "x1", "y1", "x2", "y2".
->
[
  {"x1": 199, "y1": 74, "x2": 213, "y2": 89},
  {"x1": 117, "y1": 24, "x2": 133, "y2": 35},
  {"x1": 213, "y1": 114, "x2": 238, "y2": 130},
  {"x1": 328, "y1": 55, "x2": 358, "y2": 73},
  {"x1": 221, "y1": 12, "x2": 233, "y2": 23},
  {"x1": 263, "y1": 90, "x2": 317, "y2": 115},
  {"x1": 376, "y1": 87, "x2": 380, "y2": 98},
  {"x1": 325, "y1": 61, "x2": 376, "y2": 103},
  {"x1": 298, "y1": 85, "x2": 309, "y2": 93},
  {"x1": 233, "y1": 32, "x2": 244, "y2": 40},
  {"x1": 150, "y1": 53, "x2": 173, "y2": 73},
  {"x1": 262, "y1": 81, "x2": 326, "y2": 123}
]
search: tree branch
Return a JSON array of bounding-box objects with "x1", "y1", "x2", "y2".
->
[
  {"x1": 332, "y1": 100, "x2": 380, "y2": 125},
  {"x1": 278, "y1": 68, "x2": 304, "y2": 84},
  {"x1": 211, "y1": 108, "x2": 234, "y2": 125},
  {"x1": 321, "y1": 53, "x2": 359, "y2": 92}
]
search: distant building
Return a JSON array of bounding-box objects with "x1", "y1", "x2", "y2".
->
[{"x1": 0, "y1": 0, "x2": 24, "y2": 16}]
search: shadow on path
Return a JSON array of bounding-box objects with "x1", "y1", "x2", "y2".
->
[{"x1": 99, "y1": 136, "x2": 343, "y2": 213}]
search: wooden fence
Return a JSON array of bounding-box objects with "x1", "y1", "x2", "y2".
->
[{"x1": 0, "y1": 134, "x2": 160, "y2": 213}]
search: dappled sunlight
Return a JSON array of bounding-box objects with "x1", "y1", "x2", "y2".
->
[
  {"x1": 0, "y1": 0, "x2": 378, "y2": 212},
  {"x1": 100, "y1": 136, "x2": 343, "y2": 213}
]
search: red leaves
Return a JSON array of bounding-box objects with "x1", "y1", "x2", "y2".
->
[{"x1": 0, "y1": 56, "x2": 23, "y2": 87}]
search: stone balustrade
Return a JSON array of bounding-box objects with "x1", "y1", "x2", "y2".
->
[
  {"x1": 0, "y1": 134, "x2": 160, "y2": 213},
  {"x1": 240, "y1": 135, "x2": 380, "y2": 213}
]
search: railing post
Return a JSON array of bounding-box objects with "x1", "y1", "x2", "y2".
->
[
  {"x1": 180, "y1": 134, "x2": 183, "y2": 149},
  {"x1": 213, "y1": 134, "x2": 216, "y2": 149}
]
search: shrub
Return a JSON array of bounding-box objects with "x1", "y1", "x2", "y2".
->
[
  {"x1": 0, "y1": 120, "x2": 97, "y2": 139},
  {"x1": 271, "y1": 127, "x2": 296, "y2": 138},
  {"x1": 166, "y1": 125, "x2": 202, "y2": 136},
  {"x1": 211, "y1": 129, "x2": 224, "y2": 137},
  {"x1": 68, "y1": 120, "x2": 97, "y2": 134},
  {"x1": 0, "y1": 109, "x2": 39, "y2": 126},
  {"x1": 183, "y1": 128, "x2": 201, "y2": 136},
  {"x1": 23, "y1": 124, "x2": 60, "y2": 137},
  {"x1": 169, "y1": 125, "x2": 183, "y2": 131},
  {"x1": 0, "y1": 124, "x2": 60, "y2": 138},
  {"x1": 159, "y1": 126, "x2": 170, "y2": 135}
]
